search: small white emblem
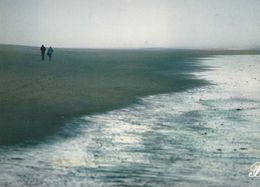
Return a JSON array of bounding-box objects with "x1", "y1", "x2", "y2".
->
[{"x1": 249, "y1": 162, "x2": 260, "y2": 177}]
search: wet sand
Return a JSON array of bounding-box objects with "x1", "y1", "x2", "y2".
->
[
  {"x1": 0, "y1": 44, "x2": 259, "y2": 145},
  {"x1": 0, "y1": 54, "x2": 259, "y2": 186}
]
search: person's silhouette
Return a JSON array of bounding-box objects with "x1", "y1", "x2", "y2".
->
[
  {"x1": 40, "y1": 45, "x2": 46, "y2": 60},
  {"x1": 47, "y1": 47, "x2": 54, "y2": 61}
]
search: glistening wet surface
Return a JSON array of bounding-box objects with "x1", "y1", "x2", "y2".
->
[{"x1": 0, "y1": 55, "x2": 260, "y2": 186}]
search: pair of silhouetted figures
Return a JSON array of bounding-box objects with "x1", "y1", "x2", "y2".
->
[{"x1": 41, "y1": 45, "x2": 54, "y2": 61}]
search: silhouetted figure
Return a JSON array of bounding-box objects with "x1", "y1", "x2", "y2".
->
[
  {"x1": 47, "y1": 47, "x2": 54, "y2": 61},
  {"x1": 40, "y1": 45, "x2": 46, "y2": 60}
]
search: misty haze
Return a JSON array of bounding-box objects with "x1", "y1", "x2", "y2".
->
[
  {"x1": 0, "y1": 0, "x2": 260, "y2": 187},
  {"x1": 1, "y1": 0, "x2": 260, "y2": 49}
]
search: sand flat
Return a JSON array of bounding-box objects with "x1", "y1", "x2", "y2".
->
[
  {"x1": 0, "y1": 45, "x2": 259, "y2": 144},
  {"x1": 0, "y1": 54, "x2": 259, "y2": 186},
  {"x1": 0, "y1": 45, "x2": 210, "y2": 144}
]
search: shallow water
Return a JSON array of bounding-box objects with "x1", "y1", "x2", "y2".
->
[{"x1": 0, "y1": 55, "x2": 260, "y2": 186}]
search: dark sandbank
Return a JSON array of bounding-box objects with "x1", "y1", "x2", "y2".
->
[{"x1": 0, "y1": 44, "x2": 258, "y2": 145}]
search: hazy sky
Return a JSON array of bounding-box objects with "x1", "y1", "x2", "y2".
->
[{"x1": 1, "y1": 0, "x2": 260, "y2": 48}]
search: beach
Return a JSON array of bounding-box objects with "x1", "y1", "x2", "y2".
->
[
  {"x1": 0, "y1": 45, "x2": 260, "y2": 186},
  {"x1": 0, "y1": 45, "x2": 212, "y2": 145}
]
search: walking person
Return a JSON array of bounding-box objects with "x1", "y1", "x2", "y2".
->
[
  {"x1": 47, "y1": 46, "x2": 54, "y2": 61},
  {"x1": 40, "y1": 45, "x2": 46, "y2": 61}
]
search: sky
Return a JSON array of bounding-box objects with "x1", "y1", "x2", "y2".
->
[{"x1": 0, "y1": 0, "x2": 260, "y2": 49}]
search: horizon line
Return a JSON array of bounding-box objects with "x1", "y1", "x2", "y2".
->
[{"x1": 1, "y1": 43, "x2": 260, "y2": 51}]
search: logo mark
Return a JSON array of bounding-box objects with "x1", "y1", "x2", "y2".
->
[{"x1": 249, "y1": 162, "x2": 260, "y2": 177}]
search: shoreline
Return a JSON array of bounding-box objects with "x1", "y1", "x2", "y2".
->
[
  {"x1": 0, "y1": 55, "x2": 259, "y2": 186},
  {"x1": 1, "y1": 45, "x2": 259, "y2": 145}
]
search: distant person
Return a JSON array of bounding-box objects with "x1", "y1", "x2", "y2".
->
[
  {"x1": 47, "y1": 46, "x2": 54, "y2": 61},
  {"x1": 40, "y1": 45, "x2": 46, "y2": 60}
]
